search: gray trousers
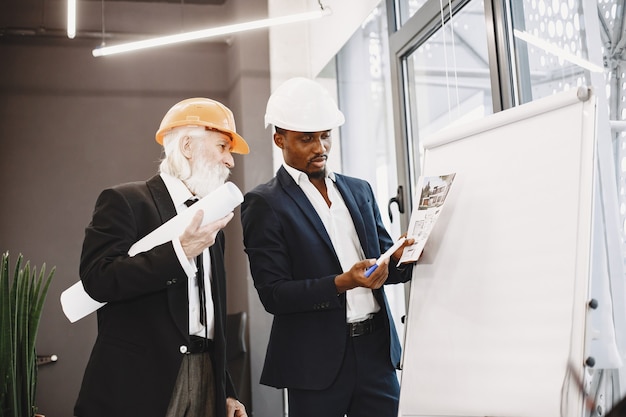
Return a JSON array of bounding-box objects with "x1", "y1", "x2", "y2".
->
[{"x1": 165, "y1": 352, "x2": 215, "y2": 417}]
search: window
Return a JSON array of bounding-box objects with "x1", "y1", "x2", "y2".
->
[
  {"x1": 335, "y1": 1, "x2": 408, "y2": 344},
  {"x1": 402, "y1": 0, "x2": 492, "y2": 188},
  {"x1": 510, "y1": 0, "x2": 589, "y2": 103}
]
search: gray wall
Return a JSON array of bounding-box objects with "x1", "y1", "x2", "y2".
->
[{"x1": 0, "y1": 9, "x2": 275, "y2": 414}]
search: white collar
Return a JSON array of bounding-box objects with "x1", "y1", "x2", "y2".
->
[
  {"x1": 282, "y1": 162, "x2": 336, "y2": 186},
  {"x1": 160, "y1": 172, "x2": 194, "y2": 207}
]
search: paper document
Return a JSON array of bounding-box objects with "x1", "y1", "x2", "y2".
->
[
  {"x1": 399, "y1": 173, "x2": 456, "y2": 264},
  {"x1": 60, "y1": 181, "x2": 244, "y2": 323}
]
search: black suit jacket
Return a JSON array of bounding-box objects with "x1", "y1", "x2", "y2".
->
[
  {"x1": 74, "y1": 175, "x2": 236, "y2": 417},
  {"x1": 241, "y1": 167, "x2": 413, "y2": 390}
]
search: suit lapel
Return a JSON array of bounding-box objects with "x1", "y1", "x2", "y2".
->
[
  {"x1": 277, "y1": 167, "x2": 336, "y2": 256},
  {"x1": 146, "y1": 175, "x2": 189, "y2": 340},
  {"x1": 277, "y1": 168, "x2": 376, "y2": 260},
  {"x1": 335, "y1": 176, "x2": 389, "y2": 305},
  {"x1": 209, "y1": 233, "x2": 224, "y2": 340},
  {"x1": 333, "y1": 175, "x2": 372, "y2": 257},
  {"x1": 146, "y1": 175, "x2": 177, "y2": 223}
]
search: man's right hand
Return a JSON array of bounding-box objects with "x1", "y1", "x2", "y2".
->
[
  {"x1": 334, "y1": 258, "x2": 390, "y2": 294},
  {"x1": 180, "y1": 209, "x2": 234, "y2": 259}
]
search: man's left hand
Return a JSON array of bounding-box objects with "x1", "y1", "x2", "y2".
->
[{"x1": 226, "y1": 397, "x2": 248, "y2": 417}]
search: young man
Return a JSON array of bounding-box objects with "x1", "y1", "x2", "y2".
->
[
  {"x1": 241, "y1": 78, "x2": 415, "y2": 417},
  {"x1": 75, "y1": 98, "x2": 248, "y2": 417}
]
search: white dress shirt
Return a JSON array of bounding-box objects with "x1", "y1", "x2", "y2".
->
[
  {"x1": 282, "y1": 164, "x2": 380, "y2": 323},
  {"x1": 160, "y1": 172, "x2": 215, "y2": 339}
]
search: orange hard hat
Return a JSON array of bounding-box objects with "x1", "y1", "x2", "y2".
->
[{"x1": 155, "y1": 97, "x2": 249, "y2": 154}]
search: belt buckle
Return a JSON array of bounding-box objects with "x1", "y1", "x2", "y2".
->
[
  {"x1": 349, "y1": 318, "x2": 371, "y2": 337},
  {"x1": 189, "y1": 336, "x2": 212, "y2": 353},
  {"x1": 349, "y1": 322, "x2": 358, "y2": 337},
  {"x1": 196, "y1": 338, "x2": 206, "y2": 352}
]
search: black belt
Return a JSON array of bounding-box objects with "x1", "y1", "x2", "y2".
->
[
  {"x1": 348, "y1": 312, "x2": 385, "y2": 337},
  {"x1": 188, "y1": 336, "x2": 214, "y2": 354}
]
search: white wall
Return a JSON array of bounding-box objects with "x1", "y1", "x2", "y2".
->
[{"x1": 268, "y1": 0, "x2": 381, "y2": 82}]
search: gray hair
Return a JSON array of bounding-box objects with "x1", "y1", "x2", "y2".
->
[{"x1": 158, "y1": 126, "x2": 205, "y2": 180}]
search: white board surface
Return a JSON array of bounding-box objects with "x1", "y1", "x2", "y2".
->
[{"x1": 398, "y1": 87, "x2": 596, "y2": 417}]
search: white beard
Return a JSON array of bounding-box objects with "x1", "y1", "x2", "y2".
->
[{"x1": 185, "y1": 159, "x2": 231, "y2": 198}]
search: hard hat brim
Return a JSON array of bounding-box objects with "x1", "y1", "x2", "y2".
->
[
  {"x1": 227, "y1": 130, "x2": 250, "y2": 154},
  {"x1": 156, "y1": 122, "x2": 250, "y2": 154}
]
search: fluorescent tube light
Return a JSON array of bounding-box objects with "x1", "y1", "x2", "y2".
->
[
  {"x1": 513, "y1": 29, "x2": 604, "y2": 73},
  {"x1": 92, "y1": 7, "x2": 332, "y2": 57},
  {"x1": 67, "y1": 0, "x2": 76, "y2": 39}
]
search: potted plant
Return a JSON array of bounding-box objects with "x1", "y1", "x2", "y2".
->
[{"x1": 0, "y1": 251, "x2": 54, "y2": 417}]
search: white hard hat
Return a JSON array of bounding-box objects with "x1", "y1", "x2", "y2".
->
[{"x1": 264, "y1": 77, "x2": 345, "y2": 132}]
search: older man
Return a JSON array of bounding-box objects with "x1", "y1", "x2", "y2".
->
[{"x1": 75, "y1": 98, "x2": 248, "y2": 417}]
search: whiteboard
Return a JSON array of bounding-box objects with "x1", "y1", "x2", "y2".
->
[{"x1": 398, "y1": 87, "x2": 596, "y2": 417}]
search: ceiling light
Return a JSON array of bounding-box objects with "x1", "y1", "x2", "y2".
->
[
  {"x1": 67, "y1": 0, "x2": 76, "y2": 39},
  {"x1": 513, "y1": 29, "x2": 604, "y2": 73},
  {"x1": 92, "y1": 7, "x2": 332, "y2": 57}
]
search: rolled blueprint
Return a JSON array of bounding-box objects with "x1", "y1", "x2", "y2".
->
[{"x1": 60, "y1": 181, "x2": 243, "y2": 323}]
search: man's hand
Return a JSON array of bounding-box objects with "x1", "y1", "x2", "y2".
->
[
  {"x1": 179, "y1": 210, "x2": 234, "y2": 259},
  {"x1": 391, "y1": 237, "x2": 415, "y2": 263},
  {"x1": 226, "y1": 397, "x2": 247, "y2": 417},
  {"x1": 334, "y1": 237, "x2": 417, "y2": 293},
  {"x1": 334, "y1": 258, "x2": 390, "y2": 293}
]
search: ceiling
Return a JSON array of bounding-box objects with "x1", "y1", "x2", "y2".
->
[
  {"x1": 0, "y1": 0, "x2": 232, "y2": 41},
  {"x1": 100, "y1": 0, "x2": 226, "y2": 4}
]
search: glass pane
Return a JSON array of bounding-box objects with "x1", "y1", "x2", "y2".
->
[
  {"x1": 396, "y1": 0, "x2": 428, "y2": 27},
  {"x1": 404, "y1": 0, "x2": 493, "y2": 171},
  {"x1": 510, "y1": 0, "x2": 590, "y2": 103},
  {"x1": 337, "y1": 3, "x2": 399, "y2": 236}
]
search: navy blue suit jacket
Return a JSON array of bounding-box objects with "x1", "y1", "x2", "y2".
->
[{"x1": 241, "y1": 167, "x2": 412, "y2": 390}]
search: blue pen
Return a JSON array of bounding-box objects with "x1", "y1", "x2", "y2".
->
[{"x1": 364, "y1": 238, "x2": 406, "y2": 277}]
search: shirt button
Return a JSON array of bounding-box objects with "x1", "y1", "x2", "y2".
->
[{"x1": 180, "y1": 345, "x2": 188, "y2": 354}]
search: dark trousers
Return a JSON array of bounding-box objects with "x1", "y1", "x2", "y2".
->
[{"x1": 288, "y1": 326, "x2": 400, "y2": 417}]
